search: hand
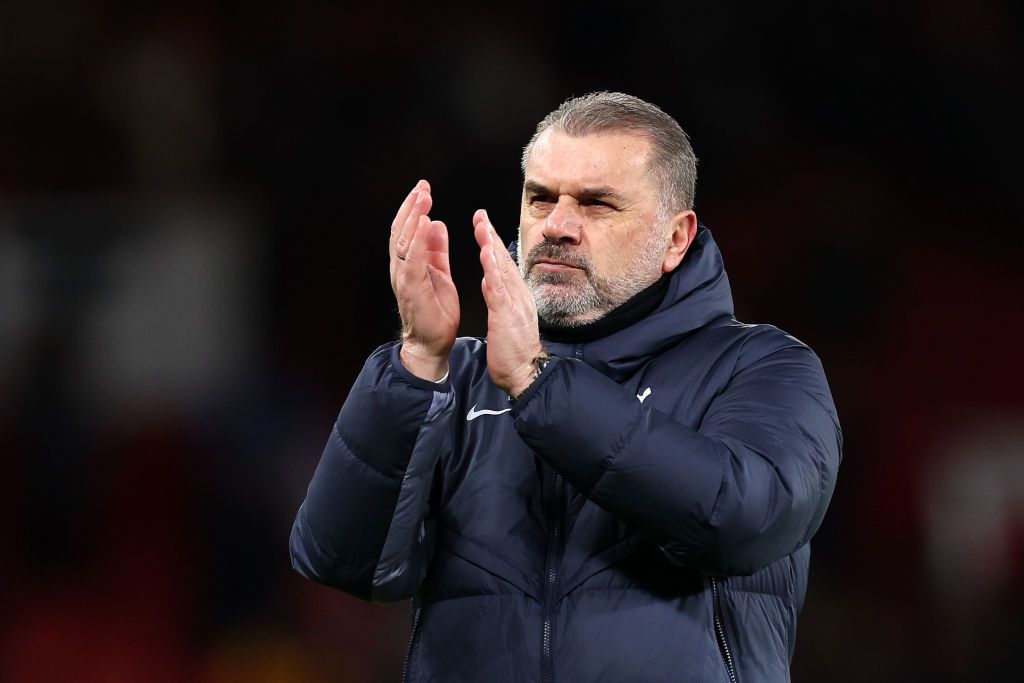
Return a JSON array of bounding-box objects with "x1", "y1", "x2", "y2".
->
[
  {"x1": 473, "y1": 209, "x2": 543, "y2": 396},
  {"x1": 390, "y1": 180, "x2": 460, "y2": 381}
]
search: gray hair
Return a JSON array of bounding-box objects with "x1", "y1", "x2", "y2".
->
[{"x1": 521, "y1": 92, "x2": 698, "y2": 215}]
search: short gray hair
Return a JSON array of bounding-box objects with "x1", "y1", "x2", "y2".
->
[{"x1": 521, "y1": 92, "x2": 698, "y2": 214}]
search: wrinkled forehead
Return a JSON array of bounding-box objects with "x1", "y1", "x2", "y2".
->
[{"x1": 524, "y1": 129, "x2": 656, "y2": 194}]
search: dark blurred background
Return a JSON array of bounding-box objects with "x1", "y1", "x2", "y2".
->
[{"x1": 2, "y1": 1, "x2": 1022, "y2": 681}]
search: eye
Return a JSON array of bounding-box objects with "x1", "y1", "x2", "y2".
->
[
  {"x1": 580, "y1": 198, "x2": 613, "y2": 209},
  {"x1": 528, "y1": 195, "x2": 553, "y2": 206}
]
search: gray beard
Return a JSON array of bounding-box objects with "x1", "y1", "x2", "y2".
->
[{"x1": 518, "y1": 226, "x2": 668, "y2": 327}]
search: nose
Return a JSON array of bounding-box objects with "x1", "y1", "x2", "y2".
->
[{"x1": 543, "y1": 198, "x2": 583, "y2": 245}]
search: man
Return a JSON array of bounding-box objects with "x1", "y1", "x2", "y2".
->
[{"x1": 290, "y1": 92, "x2": 841, "y2": 682}]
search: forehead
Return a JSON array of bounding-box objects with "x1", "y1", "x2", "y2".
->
[{"x1": 524, "y1": 129, "x2": 655, "y2": 193}]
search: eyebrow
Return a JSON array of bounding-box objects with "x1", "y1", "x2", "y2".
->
[{"x1": 523, "y1": 180, "x2": 627, "y2": 204}]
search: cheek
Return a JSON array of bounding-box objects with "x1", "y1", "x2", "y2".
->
[
  {"x1": 594, "y1": 227, "x2": 649, "y2": 276},
  {"x1": 518, "y1": 217, "x2": 544, "y2": 252},
  {"x1": 596, "y1": 231, "x2": 636, "y2": 268}
]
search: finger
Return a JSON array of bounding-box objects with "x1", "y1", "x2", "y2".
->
[
  {"x1": 483, "y1": 214, "x2": 516, "y2": 278},
  {"x1": 422, "y1": 220, "x2": 452, "y2": 276},
  {"x1": 472, "y1": 208, "x2": 495, "y2": 251},
  {"x1": 474, "y1": 209, "x2": 508, "y2": 308},
  {"x1": 480, "y1": 274, "x2": 498, "y2": 312},
  {"x1": 395, "y1": 215, "x2": 428, "y2": 296},
  {"x1": 390, "y1": 180, "x2": 428, "y2": 259},
  {"x1": 473, "y1": 209, "x2": 513, "y2": 264},
  {"x1": 480, "y1": 210, "x2": 517, "y2": 272},
  {"x1": 396, "y1": 189, "x2": 433, "y2": 261},
  {"x1": 479, "y1": 236, "x2": 513, "y2": 311},
  {"x1": 392, "y1": 187, "x2": 422, "y2": 261},
  {"x1": 406, "y1": 214, "x2": 432, "y2": 267},
  {"x1": 475, "y1": 209, "x2": 522, "y2": 299}
]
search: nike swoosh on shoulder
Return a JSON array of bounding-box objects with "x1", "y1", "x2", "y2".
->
[{"x1": 466, "y1": 404, "x2": 512, "y2": 421}]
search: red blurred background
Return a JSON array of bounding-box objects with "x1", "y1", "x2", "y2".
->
[{"x1": 2, "y1": 2, "x2": 1022, "y2": 681}]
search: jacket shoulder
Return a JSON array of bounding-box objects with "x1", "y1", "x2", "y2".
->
[
  {"x1": 721, "y1": 322, "x2": 821, "y2": 371},
  {"x1": 672, "y1": 319, "x2": 818, "y2": 375},
  {"x1": 724, "y1": 322, "x2": 840, "y2": 434}
]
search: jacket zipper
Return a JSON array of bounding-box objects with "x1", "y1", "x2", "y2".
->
[
  {"x1": 401, "y1": 606, "x2": 423, "y2": 683},
  {"x1": 541, "y1": 471, "x2": 565, "y2": 683},
  {"x1": 538, "y1": 345, "x2": 579, "y2": 682},
  {"x1": 710, "y1": 577, "x2": 738, "y2": 683}
]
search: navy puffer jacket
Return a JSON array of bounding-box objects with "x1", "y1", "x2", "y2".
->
[{"x1": 290, "y1": 227, "x2": 842, "y2": 682}]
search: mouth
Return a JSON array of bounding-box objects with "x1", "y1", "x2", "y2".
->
[{"x1": 533, "y1": 258, "x2": 584, "y2": 274}]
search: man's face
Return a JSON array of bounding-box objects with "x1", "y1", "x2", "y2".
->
[{"x1": 518, "y1": 129, "x2": 669, "y2": 326}]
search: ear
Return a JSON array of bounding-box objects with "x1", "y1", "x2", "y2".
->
[{"x1": 661, "y1": 210, "x2": 698, "y2": 273}]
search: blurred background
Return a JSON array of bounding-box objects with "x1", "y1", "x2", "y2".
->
[{"x1": 2, "y1": 1, "x2": 1022, "y2": 681}]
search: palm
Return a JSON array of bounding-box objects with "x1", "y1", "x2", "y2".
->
[{"x1": 400, "y1": 231, "x2": 460, "y2": 353}]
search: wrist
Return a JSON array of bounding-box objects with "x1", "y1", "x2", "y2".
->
[
  {"x1": 507, "y1": 352, "x2": 551, "y2": 402},
  {"x1": 400, "y1": 342, "x2": 449, "y2": 382}
]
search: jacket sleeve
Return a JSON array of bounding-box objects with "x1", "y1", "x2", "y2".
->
[
  {"x1": 510, "y1": 337, "x2": 842, "y2": 577},
  {"x1": 289, "y1": 342, "x2": 454, "y2": 602}
]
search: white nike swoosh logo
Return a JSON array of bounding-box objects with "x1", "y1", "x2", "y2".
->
[
  {"x1": 466, "y1": 404, "x2": 512, "y2": 421},
  {"x1": 637, "y1": 387, "x2": 652, "y2": 403}
]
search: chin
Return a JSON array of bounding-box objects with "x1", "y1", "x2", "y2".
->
[
  {"x1": 535, "y1": 282, "x2": 580, "y2": 303},
  {"x1": 531, "y1": 270, "x2": 583, "y2": 287},
  {"x1": 534, "y1": 293, "x2": 605, "y2": 327},
  {"x1": 538, "y1": 308, "x2": 604, "y2": 327}
]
